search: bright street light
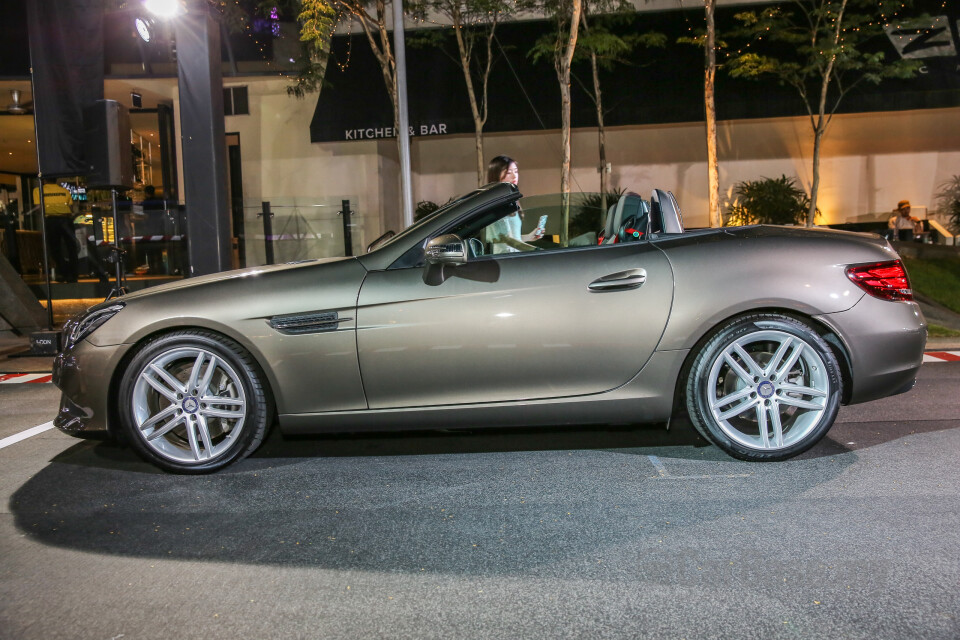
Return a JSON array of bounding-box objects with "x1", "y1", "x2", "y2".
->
[{"x1": 143, "y1": 0, "x2": 186, "y2": 19}]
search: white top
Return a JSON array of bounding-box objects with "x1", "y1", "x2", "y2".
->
[
  {"x1": 489, "y1": 213, "x2": 522, "y2": 253},
  {"x1": 889, "y1": 214, "x2": 917, "y2": 230}
]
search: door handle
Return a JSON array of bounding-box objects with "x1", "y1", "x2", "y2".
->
[{"x1": 588, "y1": 269, "x2": 647, "y2": 292}]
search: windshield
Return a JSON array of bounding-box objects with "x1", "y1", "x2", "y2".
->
[{"x1": 371, "y1": 189, "x2": 485, "y2": 252}]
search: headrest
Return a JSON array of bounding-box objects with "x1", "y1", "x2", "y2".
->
[{"x1": 651, "y1": 189, "x2": 684, "y2": 234}]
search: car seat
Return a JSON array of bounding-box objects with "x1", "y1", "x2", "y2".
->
[{"x1": 601, "y1": 193, "x2": 649, "y2": 244}]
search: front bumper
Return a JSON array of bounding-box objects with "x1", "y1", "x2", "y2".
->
[
  {"x1": 52, "y1": 339, "x2": 130, "y2": 438},
  {"x1": 816, "y1": 295, "x2": 926, "y2": 405}
]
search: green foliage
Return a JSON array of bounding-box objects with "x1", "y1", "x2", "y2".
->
[
  {"x1": 927, "y1": 324, "x2": 960, "y2": 338},
  {"x1": 577, "y1": 5, "x2": 663, "y2": 67},
  {"x1": 725, "y1": 175, "x2": 815, "y2": 226},
  {"x1": 902, "y1": 257, "x2": 960, "y2": 315},
  {"x1": 725, "y1": 0, "x2": 924, "y2": 227},
  {"x1": 580, "y1": 188, "x2": 627, "y2": 213},
  {"x1": 295, "y1": 0, "x2": 337, "y2": 49},
  {"x1": 570, "y1": 188, "x2": 626, "y2": 236},
  {"x1": 263, "y1": 0, "x2": 336, "y2": 97},
  {"x1": 415, "y1": 200, "x2": 440, "y2": 221},
  {"x1": 934, "y1": 176, "x2": 960, "y2": 234},
  {"x1": 725, "y1": 0, "x2": 924, "y2": 120},
  {"x1": 528, "y1": 0, "x2": 580, "y2": 67}
]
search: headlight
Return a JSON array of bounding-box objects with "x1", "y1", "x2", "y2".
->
[{"x1": 64, "y1": 303, "x2": 125, "y2": 348}]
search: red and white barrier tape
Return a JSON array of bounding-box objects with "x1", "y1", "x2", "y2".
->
[
  {"x1": 0, "y1": 373, "x2": 53, "y2": 384},
  {"x1": 923, "y1": 350, "x2": 960, "y2": 363}
]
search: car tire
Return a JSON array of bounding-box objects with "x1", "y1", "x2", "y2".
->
[
  {"x1": 118, "y1": 330, "x2": 272, "y2": 473},
  {"x1": 685, "y1": 314, "x2": 842, "y2": 461}
]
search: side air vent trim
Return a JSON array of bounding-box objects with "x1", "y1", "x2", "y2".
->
[{"x1": 268, "y1": 311, "x2": 352, "y2": 335}]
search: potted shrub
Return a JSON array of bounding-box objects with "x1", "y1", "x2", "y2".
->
[{"x1": 725, "y1": 175, "x2": 817, "y2": 226}]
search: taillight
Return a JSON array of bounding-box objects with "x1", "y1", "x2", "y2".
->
[{"x1": 845, "y1": 260, "x2": 913, "y2": 301}]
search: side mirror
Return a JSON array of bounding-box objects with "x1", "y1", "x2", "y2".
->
[{"x1": 425, "y1": 234, "x2": 467, "y2": 265}]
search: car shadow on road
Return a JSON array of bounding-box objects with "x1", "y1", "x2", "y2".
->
[
  {"x1": 50, "y1": 419, "x2": 712, "y2": 472},
  {"x1": 9, "y1": 418, "x2": 862, "y2": 574},
  {"x1": 13, "y1": 409, "x2": 953, "y2": 573}
]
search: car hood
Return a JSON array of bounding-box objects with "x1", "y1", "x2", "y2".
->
[{"x1": 117, "y1": 256, "x2": 356, "y2": 302}]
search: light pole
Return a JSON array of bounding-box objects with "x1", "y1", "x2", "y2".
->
[
  {"x1": 145, "y1": 0, "x2": 231, "y2": 276},
  {"x1": 393, "y1": 0, "x2": 414, "y2": 228}
]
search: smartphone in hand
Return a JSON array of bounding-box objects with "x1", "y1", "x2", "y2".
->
[{"x1": 537, "y1": 214, "x2": 548, "y2": 231}]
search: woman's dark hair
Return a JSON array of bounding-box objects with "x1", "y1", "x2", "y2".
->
[{"x1": 486, "y1": 155, "x2": 516, "y2": 184}]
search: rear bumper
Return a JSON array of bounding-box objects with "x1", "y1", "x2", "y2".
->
[
  {"x1": 816, "y1": 296, "x2": 926, "y2": 405},
  {"x1": 52, "y1": 339, "x2": 129, "y2": 438}
]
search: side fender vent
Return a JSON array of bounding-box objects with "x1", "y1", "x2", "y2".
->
[{"x1": 269, "y1": 311, "x2": 351, "y2": 335}]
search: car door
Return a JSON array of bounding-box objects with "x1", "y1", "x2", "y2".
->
[{"x1": 355, "y1": 240, "x2": 674, "y2": 409}]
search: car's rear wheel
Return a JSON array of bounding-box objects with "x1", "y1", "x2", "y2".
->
[
  {"x1": 685, "y1": 314, "x2": 841, "y2": 461},
  {"x1": 118, "y1": 331, "x2": 271, "y2": 473}
]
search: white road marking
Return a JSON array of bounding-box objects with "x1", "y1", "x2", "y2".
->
[
  {"x1": 0, "y1": 421, "x2": 55, "y2": 450},
  {"x1": 647, "y1": 454, "x2": 669, "y2": 477},
  {"x1": 648, "y1": 454, "x2": 752, "y2": 479}
]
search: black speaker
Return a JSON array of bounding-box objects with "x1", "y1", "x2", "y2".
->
[{"x1": 83, "y1": 99, "x2": 134, "y2": 189}]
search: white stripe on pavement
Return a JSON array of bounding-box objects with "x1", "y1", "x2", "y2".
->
[{"x1": 0, "y1": 421, "x2": 55, "y2": 450}]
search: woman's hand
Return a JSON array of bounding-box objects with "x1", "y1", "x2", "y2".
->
[{"x1": 523, "y1": 228, "x2": 544, "y2": 242}]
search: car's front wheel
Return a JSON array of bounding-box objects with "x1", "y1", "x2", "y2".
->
[
  {"x1": 118, "y1": 330, "x2": 272, "y2": 473},
  {"x1": 685, "y1": 314, "x2": 842, "y2": 461}
]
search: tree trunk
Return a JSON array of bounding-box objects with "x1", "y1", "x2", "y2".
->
[
  {"x1": 590, "y1": 49, "x2": 607, "y2": 219},
  {"x1": 453, "y1": 15, "x2": 486, "y2": 186},
  {"x1": 558, "y1": 0, "x2": 582, "y2": 247},
  {"x1": 806, "y1": 0, "x2": 846, "y2": 227},
  {"x1": 704, "y1": 0, "x2": 721, "y2": 228},
  {"x1": 560, "y1": 77, "x2": 573, "y2": 247},
  {"x1": 808, "y1": 125, "x2": 823, "y2": 227}
]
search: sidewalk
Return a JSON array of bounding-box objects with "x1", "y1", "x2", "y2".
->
[
  {"x1": 0, "y1": 333, "x2": 31, "y2": 358},
  {"x1": 926, "y1": 337, "x2": 960, "y2": 350},
  {"x1": 0, "y1": 334, "x2": 53, "y2": 374}
]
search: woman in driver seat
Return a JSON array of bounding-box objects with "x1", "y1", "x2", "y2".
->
[{"x1": 485, "y1": 155, "x2": 543, "y2": 253}]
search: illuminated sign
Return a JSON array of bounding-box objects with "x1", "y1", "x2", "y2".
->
[{"x1": 343, "y1": 123, "x2": 449, "y2": 141}]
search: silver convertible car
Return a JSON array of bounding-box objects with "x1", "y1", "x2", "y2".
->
[{"x1": 53, "y1": 182, "x2": 926, "y2": 473}]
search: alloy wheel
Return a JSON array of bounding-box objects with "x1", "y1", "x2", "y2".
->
[
  {"x1": 705, "y1": 329, "x2": 830, "y2": 451},
  {"x1": 131, "y1": 347, "x2": 247, "y2": 463}
]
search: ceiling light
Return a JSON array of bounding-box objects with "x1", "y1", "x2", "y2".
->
[{"x1": 135, "y1": 17, "x2": 152, "y2": 42}]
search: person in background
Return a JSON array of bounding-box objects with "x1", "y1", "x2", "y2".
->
[
  {"x1": 485, "y1": 155, "x2": 543, "y2": 253},
  {"x1": 32, "y1": 181, "x2": 79, "y2": 282},
  {"x1": 888, "y1": 199, "x2": 922, "y2": 242}
]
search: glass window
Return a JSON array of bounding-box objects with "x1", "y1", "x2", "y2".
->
[
  {"x1": 392, "y1": 192, "x2": 653, "y2": 269},
  {"x1": 223, "y1": 87, "x2": 249, "y2": 116},
  {"x1": 445, "y1": 193, "x2": 649, "y2": 259}
]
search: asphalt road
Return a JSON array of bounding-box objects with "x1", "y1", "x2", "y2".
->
[{"x1": 1, "y1": 363, "x2": 958, "y2": 640}]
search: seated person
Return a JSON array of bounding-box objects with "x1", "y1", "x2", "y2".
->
[
  {"x1": 485, "y1": 210, "x2": 543, "y2": 253},
  {"x1": 888, "y1": 200, "x2": 922, "y2": 241},
  {"x1": 484, "y1": 155, "x2": 543, "y2": 252}
]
